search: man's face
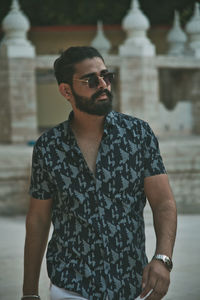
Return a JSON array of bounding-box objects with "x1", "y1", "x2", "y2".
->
[{"x1": 71, "y1": 57, "x2": 113, "y2": 116}]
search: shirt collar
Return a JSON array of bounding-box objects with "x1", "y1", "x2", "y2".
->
[
  {"x1": 68, "y1": 110, "x2": 116, "y2": 130},
  {"x1": 104, "y1": 110, "x2": 116, "y2": 128},
  {"x1": 57, "y1": 110, "x2": 116, "y2": 150}
]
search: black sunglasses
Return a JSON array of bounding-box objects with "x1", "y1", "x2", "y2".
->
[{"x1": 74, "y1": 72, "x2": 114, "y2": 89}]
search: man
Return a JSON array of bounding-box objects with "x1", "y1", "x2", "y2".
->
[{"x1": 22, "y1": 46, "x2": 177, "y2": 300}]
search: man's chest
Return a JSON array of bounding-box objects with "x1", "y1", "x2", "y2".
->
[
  {"x1": 75, "y1": 136, "x2": 101, "y2": 176},
  {"x1": 48, "y1": 134, "x2": 144, "y2": 199}
]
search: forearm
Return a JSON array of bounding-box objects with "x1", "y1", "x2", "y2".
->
[
  {"x1": 23, "y1": 213, "x2": 51, "y2": 295},
  {"x1": 152, "y1": 199, "x2": 177, "y2": 258}
]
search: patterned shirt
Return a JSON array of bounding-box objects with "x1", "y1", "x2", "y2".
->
[{"x1": 29, "y1": 110, "x2": 166, "y2": 300}]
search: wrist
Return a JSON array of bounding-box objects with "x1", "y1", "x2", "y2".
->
[{"x1": 152, "y1": 254, "x2": 173, "y2": 272}]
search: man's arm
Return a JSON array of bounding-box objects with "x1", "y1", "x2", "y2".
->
[
  {"x1": 141, "y1": 174, "x2": 177, "y2": 300},
  {"x1": 22, "y1": 197, "x2": 53, "y2": 299}
]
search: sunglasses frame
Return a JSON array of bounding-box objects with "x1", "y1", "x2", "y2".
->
[{"x1": 74, "y1": 72, "x2": 114, "y2": 89}]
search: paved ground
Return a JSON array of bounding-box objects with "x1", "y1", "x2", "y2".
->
[{"x1": 0, "y1": 210, "x2": 200, "y2": 300}]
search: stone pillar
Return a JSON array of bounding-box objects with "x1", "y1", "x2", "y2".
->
[
  {"x1": 119, "y1": 0, "x2": 155, "y2": 57},
  {"x1": 0, "y1": 0, "x2": 37, "y2": 143},
  {"x1": 120, "y1": 57, "x2": 160, "y2": 132},
  {"x1": 185, "y1": 3, "x2": 200, "y2": 58},
  {"x1": 119, "y1": 0, "x2": 159, "y2": 131},
  {"x1": 0, "y1": 57, "x2": 38, "y2": 143},
  {"x1": 190, "y1": 71, "x2": 200, "y2": 134},
  {"x1": 167, "y1": 11, "x2": 187, "y2": 56}
]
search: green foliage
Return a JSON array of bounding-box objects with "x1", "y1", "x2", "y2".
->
[{"x1": 0, "y1": 0, "x2": 198, "y2": 27}]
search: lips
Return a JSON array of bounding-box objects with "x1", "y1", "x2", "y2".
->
[
  {"x1": 91, "y1": 89, "x2": 112, "y2": 103},
  {"x1": 96, "y1": 93, "x2": 108, "y2": 100}
]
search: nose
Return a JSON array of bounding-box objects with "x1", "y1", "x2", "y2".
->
[{"x1": 97, "y1": 76, "x2": 107, "y2": 89}]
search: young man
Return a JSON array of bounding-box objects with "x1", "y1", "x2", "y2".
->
[{"x1": 22, "y1": 46, "x2": 177, "y2": 300}]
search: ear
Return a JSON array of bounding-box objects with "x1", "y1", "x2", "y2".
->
[{"x1": 59, "y1": 83, "x2": 72, "y2": 100}]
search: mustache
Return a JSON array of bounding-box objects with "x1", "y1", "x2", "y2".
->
[{"x1": 91, "y1": 89, "x2": 113, "y2": 101}]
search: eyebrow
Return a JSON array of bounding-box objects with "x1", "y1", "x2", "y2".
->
[{"x1": 79, "y1": 69, "x2": 108, "y2": 79}]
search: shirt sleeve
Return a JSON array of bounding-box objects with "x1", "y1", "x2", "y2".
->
[
  {"x1": 143, "y1": 122, "x2": 166, "y2": 178},
  {"x1": 29, "y1": 140, "x2": 53, "y2": 200}
]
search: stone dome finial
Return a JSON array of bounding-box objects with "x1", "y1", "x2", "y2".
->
[
  {"x1": 186, "y1": 2, "x2": 200, "y2": 34},
  {"x1": 124, "y1": 0, "x2": 149, "y2": 32},
  {"x1": 0, "y1": 0, "x2": 35, "y2": 57},
  {"x1": 91, "y1": 20, "x2": 111, "y2": 55},
  {"x1": 185, "y1": 2, "x2": 200, "y2": 57},
  {"x1": 167, "y1": 11, "x2": 187, "y2": 56},
  {"x1": 119, "y1": 0, "x2": 155, "y2": 56},
  {"x1": 11, "y1": 0, "x2": 20, "y2": 11}
]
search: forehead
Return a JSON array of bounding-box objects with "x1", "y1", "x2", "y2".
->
[{"x1": 73, "y1": 57, "x2": 106, "y2": 77}]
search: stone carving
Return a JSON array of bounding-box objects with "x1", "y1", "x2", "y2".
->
[
  {"x1": 167, "y1": 11, "x2": 187, "y2": 56},
  {"x1": 185, "y1": 2, "x2": 200, "y2": 58},
  {"x1": 119, "y1": 0, "x2": 155, "y2": 56},
  {"x1": 0, "y1": 0, "x2": 35, "y2": 57},
  {"x1": 91, "y1": 20, "x2": 111, "y2": 55}
]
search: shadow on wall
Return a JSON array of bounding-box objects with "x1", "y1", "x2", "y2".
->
[{"x1": 159, "y1": 68, "x2": 200, "y2": 135}]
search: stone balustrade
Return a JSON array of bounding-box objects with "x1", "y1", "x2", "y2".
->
[{"x1": 0, "y1": 0, "x2": 200, "y2": 214}]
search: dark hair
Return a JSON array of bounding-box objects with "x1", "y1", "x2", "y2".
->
[{"x1": 54, "y1": 46, "x2": 104, "y2": 85}]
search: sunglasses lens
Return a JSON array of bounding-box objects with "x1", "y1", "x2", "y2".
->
[
  {"x1": 88, "y1": 75, "x2": 99, "y2": 88},
  {"x1": 103, "y1": 73, "x2": 114, "y2": 85},
  {"x1": 88, "y1": 72, "x2": 114, "y2": 88}
]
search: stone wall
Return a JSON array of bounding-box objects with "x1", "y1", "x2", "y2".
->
[
  {"x1": 0, "y1": 57, "x2": 38, "y2": 143},
  {"x1": 0, "y1": 58, "x2": 12, "y2": 142},
  {"x1": 0, "y1": 52, "x2": 200, "y2": 215},
  {"x1": 160, "y1": 137, "x2": 200, "y2": 214},
  {"x1": 119, "y1": 57, "x2": 160, "y2": 132},
  {"x1": 0, "y1": 137, "x2": 199, "y2": 215},
  {"x1": 0, "y1": 145, "x2": 33, "y2": 215}
]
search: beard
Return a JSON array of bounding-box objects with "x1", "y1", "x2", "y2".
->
[{"x1": 71, "y1": 87, "x2": 113, "y2": 116}]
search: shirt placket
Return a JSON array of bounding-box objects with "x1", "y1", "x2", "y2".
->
[
  {"x1": 71, "y1": 139, "x2": 102, "y2": 297},
  {"x1": 95, "y1": 130, "x2": 113, "y2": 299}
]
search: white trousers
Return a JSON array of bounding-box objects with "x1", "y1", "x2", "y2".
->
[{"x1": 50, "y1": 284, "x2": 88, "y2": 300}]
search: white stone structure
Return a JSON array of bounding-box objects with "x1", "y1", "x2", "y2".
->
[
  {"x1": 159, "y1": 102, "x2": 193, "y2": 135},
  {"x1": 0, "y1": 0, "x2": 37, "y2": 144},
  {"x1": 0, "y1": 0, "x2": 35, "y2": 57},
  {"x1": 119, "y1": 0, "x2": 155, "y2": 57},
  {"x1": 0, "y1": 0, "x2": 200, "y2": 214},
  {"x1": 185, "y1": 2, "x2": 200, "y2": 58},
  {"x1": 167, "y1": 11, "x2": 187, "y2": 56},
  {"x1": 91, "y1": 20, "x2": 111, "y2": 55}
]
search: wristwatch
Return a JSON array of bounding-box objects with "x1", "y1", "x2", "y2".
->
[{"x1": 152, "y1": 254, "x2": 173, "y2": 272}]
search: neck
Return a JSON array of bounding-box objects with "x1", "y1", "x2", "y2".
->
[{"x1": 71, "y1": 110, "x2": 106, "y2": 138}]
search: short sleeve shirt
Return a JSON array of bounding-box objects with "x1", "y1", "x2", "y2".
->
[{"x1": 29, "y1": 111, "x2": 166, "y2": 300}]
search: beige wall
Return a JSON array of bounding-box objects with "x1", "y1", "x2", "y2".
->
[
  {"x1": 28, "y1": 25, "x2": 170, "y2": 56},
  {"x1": 28, "y1": 25, "x2": 125, "y2": 55},
  {"x1": 30, "y1": 25, "x2": 169, "y2": 129},
  {"x1": 36, "y1": 81, "x2": 72, "y2": 129}
]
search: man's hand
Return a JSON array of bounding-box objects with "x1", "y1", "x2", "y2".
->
[{"x1": 140, "y1": 259, "x2": 170, "y2": 300}]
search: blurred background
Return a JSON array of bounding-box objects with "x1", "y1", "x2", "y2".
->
[
  {"x1": 0, "y1": 0, "x2": 200, "y2": 299},
  {"x1": 0, "y1": 0, "x2": 199, "y2": 214}
]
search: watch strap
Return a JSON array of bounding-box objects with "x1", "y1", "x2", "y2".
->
[{"x1": 153, "y1": 254, "x2": 173, "y2": 272}]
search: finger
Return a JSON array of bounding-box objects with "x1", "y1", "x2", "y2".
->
[
  {"x1": 150, "y1": 274, "x2": 170, "y2": 299},
  {"x1": 140, "y1": 275, "x2": 157, "y2": 298},
  {"x1": 146, "y1": 289, "x2": 162, "y2": 300},
  {"x1": 142, "y1": 265, "x2": 149, "y2": 290},
  {"x1": 141, "y1": 266, "x2": 154, "y2": 298},
  {"x1": 135, "y1": 289, "x2": 153, "y2": 300},
  {"x1": 146, "y1": 277, "x2": 169, "y2": 300}
]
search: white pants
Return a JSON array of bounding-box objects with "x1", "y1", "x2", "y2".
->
[{"x1": 50, "y1": 284, "x2": 88, "y2": 300}]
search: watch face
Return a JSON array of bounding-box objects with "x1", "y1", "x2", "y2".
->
[
  {"x1": 164, "y1": 257, "x2": 173, "y2": 270},
  {"x1": 153, "y1": 255, "x2": 173, "y2": 271}
]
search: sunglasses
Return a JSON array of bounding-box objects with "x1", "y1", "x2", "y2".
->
[{"x1": 74, "y1": 72, "x2": 114, "y2": 89}]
